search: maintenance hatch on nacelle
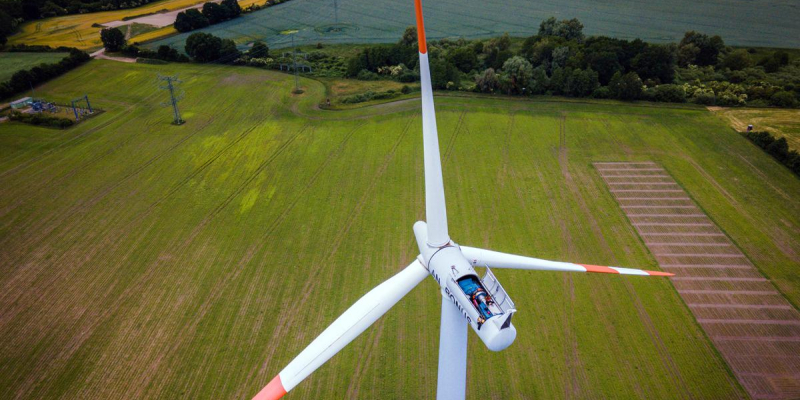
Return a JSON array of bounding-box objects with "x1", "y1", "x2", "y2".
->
[{"x1": 441, "y1": 265, "x2": 517, "y2": 352}]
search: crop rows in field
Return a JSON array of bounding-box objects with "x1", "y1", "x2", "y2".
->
[
  {"x1": 146, "y1": 0, "x2": 800, "y2": 52},
  {"x1": 597, "y1": 161, "x2": 800, "y2": 400}
]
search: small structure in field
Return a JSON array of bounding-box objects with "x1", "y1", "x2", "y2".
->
[{"x1": 10, "y1": 97, "x2": 32, "y2": 110}]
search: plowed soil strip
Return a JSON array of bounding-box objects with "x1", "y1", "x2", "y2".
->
[
  {"x1": 618, "y1": 197, "x2": 692, "y2": 200},
  {"x1": 611, "y1": 189, "x2": 684, "y2": 192},
  {"x1": 635, "y1": 223, "x2": 714, "y2": 226},
  {"x1": 600, "y1": 175, "x2": 671, "y2": 178},
  {"x1": 609, "y1": 182, "x2": 679, "y2": 185},
  {"x1": 623, "y1": 206, "x2": 698, "y2": 208},
  {"x1": 700, "y1": 320, "x2": 800, "y2": 325},
  {"x1": 598, "y1": 168, "x2": 665, "y2": 171},
  {"x1": 648, "y1": 243, "x2": 732, "y2": 246},
  {"x1": 643, "y1": 233, "x2": 726, "y2": 237},
  {"x1": 690, "y1": 304, "x2": 794, "y2": 310},
  {"x1": 596, "y1": 161, "x2": 800, "y2": 400},
  {"x1": 715, "y1": 337, "x2": 800, "y2": 342},
  {"x1": 673, "y1": 277, "x2": 769, "y2": 282},
  {"x1": 662, "y1": 264, "x2": 753, "y2": 269},
  {"x1": 656, "y1": 254, "x2": 745, "y2": 258},
  {"x1": 678, "y1": 290, "x2": 777, "y2": 295},
  {"x1": 630, "y1": 214, "x2": 706, "y2": 217}
]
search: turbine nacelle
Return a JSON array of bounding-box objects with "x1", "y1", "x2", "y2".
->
[{"x1": 414, "y1": 221, "x2": 517, "y2": 352}]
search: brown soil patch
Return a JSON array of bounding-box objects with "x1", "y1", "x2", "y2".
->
[{"x1": 597, "y1": 161, "x2": 800, "y2": 400}]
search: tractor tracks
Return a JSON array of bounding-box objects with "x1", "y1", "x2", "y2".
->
[
  {"x1": 0, "y1": 92, "x2": 160, "y2": 180},
  {"x1": 0, "y1": 102, "x2": 235, "y2": 270},
  {"x1": 247, "y1": 115, "x2": 417, "y2": 394}
]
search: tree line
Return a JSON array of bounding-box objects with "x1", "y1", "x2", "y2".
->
[
  {"x1": 744, "y1": 131, "x2": 800, "y2": 176},
  {"x1": 0, "y1": 47, "x2": 90, "y2": 99},
  {"x1": 341, "y1": 18, "x2": 798, "y2": 107}
]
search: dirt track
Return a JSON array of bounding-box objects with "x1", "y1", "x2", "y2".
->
[{"x1": 598, "y1": 161, "x2": 800, "y2": 400}]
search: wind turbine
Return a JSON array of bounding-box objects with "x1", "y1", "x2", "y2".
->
[{"x1": 252, "y1": 0, "x2": 674, "y2": 398}]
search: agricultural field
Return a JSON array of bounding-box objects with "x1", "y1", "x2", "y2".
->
[
  {"x1": 6, "y1": 0, "x2": 219, "y2": 50},
  {"x1": 1, "y1": 60, "x2": 799, "y2": 399},
  {"x1": 5, "y1": 0, "x2": 278, "y2": 51},
  {"x1": 0, "y1": 52, "x2": 69, "y2": 83},
  {"x1": 147, "y1": 0, "x2": 800, "y2": 51},
  {"x1": 712, "y1": 107, "x2": 800, "y2": 152}
]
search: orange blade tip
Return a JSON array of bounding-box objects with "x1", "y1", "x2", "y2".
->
[
  {"x1": 579, "y1": 264, "x2": 619, "y2": 274},
  {"x1": 646, "y1": 270, "x2": 675, "y2": 277},
  {"x1": 253, "y1": 375, "x2": 287, "y2": 400}
]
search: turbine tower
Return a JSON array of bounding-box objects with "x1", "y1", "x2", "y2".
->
[{"x1": 251, "y1": 1, "x2": 674, "y2": 399}]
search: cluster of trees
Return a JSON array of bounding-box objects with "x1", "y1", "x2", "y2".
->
[
  {"x1": 100, "y1": 27, "x2": 126, "y2": 51},
  {"x1": 184, "y1": 32, "x2": 240, "y2": 62},
  {"x1": 174, "y1": 0, "x2": 241, "y2": 33},
  {"x1": 341, "y1": 18, "x2": 799, "y2": 108},
  {"x1": 0, "y1": 48, "x2": 90, "y2": 99},
  {"x1": 744, "y1": 131, "x2": 800, "y2": 175},
  {"x1": 0, "y1": 8, "x2": 14, "y2": 45},
  {"x1": 9, "y1": 111, "x2": 74, "y2": 128}
]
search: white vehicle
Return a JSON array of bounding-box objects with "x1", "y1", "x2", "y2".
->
[{"x1": 252, "y1": 0, "x2": 673, "y2": 398}]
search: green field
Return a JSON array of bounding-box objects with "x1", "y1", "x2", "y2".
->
[
  {"x1": 148, "y1": 0, "x2": 800, "y2": 51},
  {"x1": 0, "y1": 52, "x2": 69, "y2": 83},
  {"x1": 1, "y1": 60, "x2": 799, "y2": 399}
]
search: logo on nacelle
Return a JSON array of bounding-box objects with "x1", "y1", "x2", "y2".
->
[{"x1": 444, "y1": 287, "x2": 472, "y2": 324}]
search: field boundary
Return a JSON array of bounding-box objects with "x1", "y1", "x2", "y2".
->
[{"x1": 596, "y1": 161, "x2": 800, "y2": 400}]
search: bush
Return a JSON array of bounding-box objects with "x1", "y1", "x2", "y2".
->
[
  {"x1": 136, "y1": 58, "x2": 168, "y2": 64},
  {"x1": 746, "y1": 131, "x2": 776, "y2": 149},
  {"x1": 608, "y1": 71, "x2": 643, "y2": 100},
  {"x1": 769, "y1": 91, "x2": 798, "y2": 108},
  {"x1": 341, "y1": 89, "x2": 401, "y2": 104},
  {"x1": 766, "y1": 137, "x2": 789, "y2": 161},
  {"x1": 591, "y1": 86, "x2": 611, "y2": 99},
  {"x1": 9, "y1": 111, "x2": 75, "y2": 128},
  {"x1": 743, "y1": 131, "x2": 800, "y2": 176},
  {"x1": 475, "y1": 68, "x2": 500, "y2": 93},
  {"x1": 356, "y1": 69, "x2": 380, "y2": 81},
  {"x1": 652, "y1": 84, "x2": 687, "y2": 103},
  {"x1": 719, "y1": 49, "x2": 753, "y2": 71},
  {"x1": 564, "y1": 68, "x2": 599, "y2": 97},
  {"x1": 341, "y1": 91, "x2": 375, "y2": 104},
  {"x1": 691, "y1": 90, "x2": 716, "y2": 105}
]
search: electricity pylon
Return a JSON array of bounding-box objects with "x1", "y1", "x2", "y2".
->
[
  {"x1": 158, "y1": 74, "x2": 185, "y2": 125},
  {"x1": 291, "y1": 33, "x2": 299, "y2": 93}
]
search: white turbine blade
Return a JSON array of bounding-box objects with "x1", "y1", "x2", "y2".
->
[
  {"x1": 415, "y1": 0, "x2": 449, "y2": 247},
  {"x1": 460, "y1": 246, "x2": 674, "y2": 277},
  {"x1": 252, "y1": 260, "x2": 428, "y2": 400},
  {"x1": 437, "y1": 297, "x2": 467, "y2": 400}
]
